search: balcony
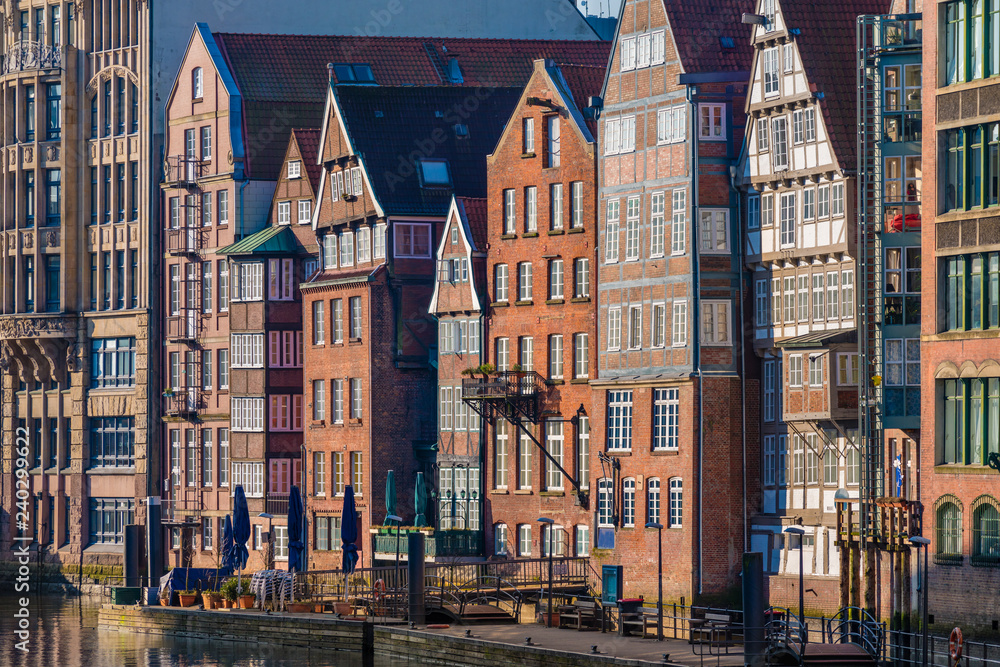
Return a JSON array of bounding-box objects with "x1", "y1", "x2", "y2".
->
[
  {"x1": 166, "y1": 309, "x2": 201, "y2": 342},
  {"x1": 161, "y1": 498, "x2": 202, "y2": 527},
  {"x1": 461, "y1": 370, "x2": 544, "y2": 423},
  {"x1": 3, "y1": 41, "x2": 62, "y2": 74},
  {"x1": 163, "y1": 388, "x2": 203, "y2": 417},
  {"x1": 164, "y1": 156, "x2": 206, "y2": 188},
  {"x1": 371, "y1": 528, "x2": 482, "y2": 560},
  {"x1": 166, "y1": 226, "x2": 205, "y2": 256},
  {"x1": 265, "y1": 494, "x2": 289, "y2": 517}
]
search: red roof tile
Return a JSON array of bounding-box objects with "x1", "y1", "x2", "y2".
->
[
  {"x1": 457, "y1": 197, "x2": 488, "y2": 251},
  {"x1": 661, "y1": 0, "x2": 754, "y2": 74},
  {"x1": 290, "y1": 129, "x2": 322, "y2": 191},
  {"x1": 554, "y1": 64, "x2": 605, "y2": 138},
  {"x1": 781, "y1": 0, "x2": 891, "y2": 168}
]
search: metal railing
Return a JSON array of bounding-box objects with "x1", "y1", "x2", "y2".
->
[
  {"x1": 166, "y1": 227, "x2": 205, "y2": 255},
  {"x1": 163, "y1": 389, "x2": 203, "y2": 416},
  {"x1": 265, "y1": 495, "x2": 290, "y2": 516},
  {"x1": 372, "y1": 529, "x2": 482, "y2": 558},
  {"x1": 458, "y1": 575, "x2": 523, "y2": 620},
  {"x1": 461, "y1": 370, "x2": 543, "y2": 400},
  {"x1": 164, "y1": 156, "x2": 206, "y2": 186},
  {"x1": 3, "y1": 41, "x2": 62, "y2": 73}
]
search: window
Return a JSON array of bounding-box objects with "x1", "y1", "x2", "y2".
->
[
  {"x1": 351, "y1": 167, "x2": 364, "y2": 195},
  {"x1": 827, "y1": 271, "x2": 840, "y2": 319},
  {"x1": 778, "y1": 435, "x2": 788, "y2": 486},
  {"x1": 232, "y1": 334, "x2": 264, "y2": 368},
  {"x1": 838, "y1": 354, "x2": 859, "y2": 386},
  {"x1": 351, "y1": 452, "x2": 363, "y2": 494},
  {"x1": 192, "y1": 67, "x2": 203, "y2": 99},
  {"x1": 647, "y1": 479, "x2": 661, "y2": 524},
  {"x1": 494, "y1": 523, "x2": 509, "y2": 555},
  {"x1": 374, "y1": 224, "x2": 386, "y2": 258},
  {"x1": 577, "y1": 416, "x2": 590, "y2": 490},
  {"x1": 763, "y1": 361, "x2": 776, "y2": 422},
  {"x1": 622, "y1": 478, "x2": 636, "y2": 527},
  {"x1": 232, "y1": 398, "x2": 265, "y2": 432},
  {"x1": 598, "y1": 479, "x2": 614, "y2": 527},
  {"x1": 517, "y1": 262, "x2": 533, "y2": 301},
  {"x1": 234, "y1": 262, "x2": 263, "y2": 302},
  {"x1": 25, "y1": 84, "x2": 35, "y2": 142},
  {"x1": 748, "y1": 194, "x2": 761, "y2": 231},
  {"x1": 495, "y1": 420, "x2": 509, "y2": 489},
  {"x1": 287, "y1": 160, "x2": 301, "y2": 179},
  {"x1": 574, "y1": 333, "x2": 589, "y2": 378},
  {"x1": 548, "y1": 335, "x2": 563, "y2": 379},
  {"x1": 89, "y1": 417, "x2": 134, "y2": 467},
  {"x1": 574, "y1": 258, "x2": 590, "y2": 298},
  {"x1": 701, "y1": 301, "x2": 730, "y2": 345},
  {"x1": 973, "y1": 501, "x2": 1000, "y2": 564},
  {"x1": 804, "y1": 108, "x2": 817, "y2": 142},
  {"x1": 668, "y1": 479, "x2": 683, "y2": 528},
  {"x1": 945, "y1": 0, "x2": 1000, "y2": 84},
  {"x1": 494, "y1": 264, "x2": 508, "y2": 302},
  {"x1": 793, "y1": 109, "x2": 804, "y2": 145},
  {"x1": 356, "y1": 227, "x2": 371, "y2": 263},
  {"x1": 763, "y1": 47, "x2": 779, "y2": 96},
  {"x1": 943, "y1": 378, "x2": 1000, "y2": 465},
  {"x1": 944, "y1": 253, "x2": 1000, "y2": 331},
  {"x1": 518, "y1": 524, "x2": 532, "y2": 556},
  {"x1": 607, "y1": 390, "x2": 633, "y2": 451},
  {"x1": 798, "y1": 275, "x2": 809, "y2": 322},
  {"x1": 90, "y1": 338, "x2": 136, "y2": 389},
  {"x1": 761, "y1": 193, "x2": 774, "y2": 228},
  {"x1": 569, "y1": 181, "x2": 584, "y2": 229},
  {"x1": 334, "y1": 453, "x2": 345, "y2": 495},
  {"x1": 523, "y1": 117, "x2": 534, "y2": 154},
  {"x1": 605, "y1": 199, "x2": 620, "y2": 262},
  {"x1": 548, "y1": 259, "x2": 563, "y2": 300},
  {"x1": 575, "y1": 525, "x2": 590, "y2": 557},
  {"x1": 218, "y1": 350, "x2": 229, "y2": 389},
  {"x1": 802, "y1": 188, "x2": 815, "y2": 220},
  {"x1": 937, "y1": 501, "x2": 963, "y2": 558},
  {"x1": 503, "y1": 189, "x2": 516, "y2": 234},
  {"x1": 350, "y1": 379, "x2": 363, "y2": 420},
  {"x1": 496, "y1": 338, "x2": 509, "y2": 371},
  {"x1": 545, "y1": 421, "x2": 564, "y2": 490},
  {"x1": 808, "y1": 356, "x2": 824, "y2": 387},
  {"x1": 764, "y1": 436, "x2": 776, "y2": 486},
  {"x1": 277, "y1": 201, "x2": 291, "y2": 225},
  {"x1": 671, "y1": 189, "x2": 687, "y2": 255},
  {"x1": 652, "y1": 303, "x2": 666, "y2": 348},
  {"x1": 607, "y1": 307, "x2": 621, "y2": 350},
  {"x1": 519, "y1": 336, "x2": 533, "y2": 371},
  {"x1": 699, "y1": 209, "x2": 728, "y2": 252},
  {"x1": 653, "y1": 388, "x2": 679, "y2": 450},
  {"x1": 350, "y1": 297, "x2": 363, "y2": 339},
  {"x1": 832, "y1": 182, "x2": 845, "y2": 217},
  {"x1": 550, "y1": 183, "x2": 563, "y2": 230},
  {"x1": 625, "y1": 197, "x2": 640, "y2": 260},
  {"x1": 657, "y1": 106, "x2": 686, "y2": 144},
  {"x1": 546, "y1": 115, "x2": 560, "y2": 167},
  {"x1": 699, "y1": 104, "x2": 725, "y2": 140},
  {"x1": 812, "y1": 273, "x2": 825, "y2": 321},
  {"x1": 518, "y1": 431, "x2": 532, "y2": 489},
  {"x1": 792, "y1": 435, "x2": 805, "y2": 484},
  {"x1": 636, "y1": 33, "x2": 651, "y2": 68},
  {"x1": 779, "y1": 192, "x2": 795, "y2": 247},
  {"x1": 333, "y1": 380, "x2": 345, "y2": 423},
  {"x1": 46, "y1": 83, "x2": 61, "y2": 141},
  {"x1": 672, "y1": 301, "x2": 688, "y2": 346},
  {"x1": 789, "y1": 355, "x2": 803, "y2": 387},
  {"x1": 525, "y1": 186, "x2": 537, "y2": 233},
  {"x1": 603, "y1": 116, "x2": 635, "y2": 155},
  {"x1": 650, "y1": 192, "x2": 665, "y2": 256},
  {"x1": 651, "y1": 31, "x2": 666, "y2": 64},
  {"x1": 394, "y1": 223, "x2": 431, "y2": 257},
  {"x1": 772, "y1": 117, "x2": 788, "y2": 170},
  {"x1": 628, "y1": 306, "x2": 642, "y2": 349},
  {"x1": 340, "y1": 231, "x2": 354, "y2": 267},
  {"x1": 783, "y1": 43, "x2": 794, "y2": 72},
  {"x1": 620, "y1": 36, "x2": 636, "y2": 71},
  {"x1": 88, "y1": 498, "x2": 134, "y2": 545}
]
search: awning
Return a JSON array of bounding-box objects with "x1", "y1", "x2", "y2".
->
[
  {"x1": 774, "y1": 329, "x2": 857, "y2": 349},
  {"x1": 217, "y1": 225, "x2": 304, "y2": 256}
]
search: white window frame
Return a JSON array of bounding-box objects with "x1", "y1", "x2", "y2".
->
[
  {"x1": 699, "y1": 103, "x2": 725, "y2": 141},
  {"x1": 763, "y1": 47, "x2": 779, "y2": 97},
  {"x1": 287, "y1": 161, "x2": 301, "y2": 179},
  {"x1": 671, "y1": 189, "x2": 687, "y2": 255},
  {"x1": 789, "y1": 354, "x2": 803, "y2": 387},
  {"x1": 672, "y1": 300, "x2": 688, "y2": 347},
  {"x1": 701, "y1": 301, "x2": 732, "y2": 346},
  {"x1": 605, "y1": 199, "x2": 620, "y2": 263},
  {"x1": 699, "y1": 209, "x2": 729, "y2": 253},
  {"x1": 607, "y1": 307, "x2": 621, "y2": 351}
]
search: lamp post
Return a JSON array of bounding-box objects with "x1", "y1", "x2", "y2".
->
[
  {"x1": 646, "y1": 521, "x2": 664, "y2": 641},
  {"x1": 784, "y1": 526, "x2": 806, "y2": 629},
  {"x1": 909, "y1": 535, "x2": 930, "y2": 667},
  {"x1": 538, "y1": 517, "x2": 555, "y2": 627},
  {"x1": 387, "y1": 514, "x2": 403, "y2": 593}
]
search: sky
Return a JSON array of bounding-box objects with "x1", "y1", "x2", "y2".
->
[{"x1": 576, "y1": 0, "x2": 623, "y2": 18}]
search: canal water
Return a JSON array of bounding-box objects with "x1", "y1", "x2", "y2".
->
[{"x1": 0, "y1": 594, "x2": 399, "y2": 667}]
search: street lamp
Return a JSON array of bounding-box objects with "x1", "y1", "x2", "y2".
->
[
  {"x1": 909, "y1": 535, "x2": 930, "y2": 667},
  {"x1": 783, "y1": 526, "x2": 806, "y2": 629},
  {"x1": 645, "y1": 522, "x2": 664, "y2": 641},
  {"x1": 538, "y1": 517, "x2": 555, "y2": 628}
]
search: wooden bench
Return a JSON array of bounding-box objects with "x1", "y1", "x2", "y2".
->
[
  {"x1": 620, "y1": 607, "x2": 660, "y2": 637},
  {"x1": 560, "y1": 600, "x2": 601, "y2": 630},
  {"x1": 690, "y1": 612, "x2": 739, "y2": 646}
]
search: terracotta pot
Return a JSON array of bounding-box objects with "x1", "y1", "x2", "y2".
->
[
  {"x1": 221, "y1": 599, "x2": 234, "y2": 609},
  {"x1": 238, "y1": 595, "x2": 255, "y2": 609},
  {"x1": 333, "y1": 602, "x2": 353, "y2": 615},
  {"x1": 287, "y1": 603, "x2": 312, "y2": 613},
  {"x1": 202, "y1": 594, "x2": 216, "y2": 609},
  {"x1": 159, "y1": 597, "x2": 170, "y2": 607},
  {"x1": 177, "y1": 593, "x2": 199, "y2": 608}
]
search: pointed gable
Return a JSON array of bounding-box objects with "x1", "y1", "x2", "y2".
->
[
  {"x1": 429, "y1": 197, "x2": 487, "y2": 315},
  {"x1": 660, "y1": 0, "x2": 753, "y2": 74},
  {"x1": 290, "y1": 129, "x2": 322, "y2": 192}
]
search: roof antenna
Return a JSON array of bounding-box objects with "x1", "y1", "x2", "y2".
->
[{"x1": 327, "y1": 63, "x2": 335, "y2": 82}]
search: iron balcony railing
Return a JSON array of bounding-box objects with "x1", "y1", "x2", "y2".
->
[
  {"x1": 164, "y1": 156, "x2": 206, "y2": 187},
  {"x1": 3, "y1": 41, "x2": 62, "y2": 74},
  {"x1": 461, "y1": 370, "x2": 543, "y2": 400},
  {"x1": 265, "y1": 494, "x2": 290, "y2": 517},
  {"x1": 163, "y1": 388, "x2": 203, "y2": 416}
]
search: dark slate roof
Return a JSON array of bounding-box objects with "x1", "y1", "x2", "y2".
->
[
  {"x1": 213, "y1": 33, "x2": 610, "y2": 180},
  {"x1": 457, "y1": 197, "x2": 487, "y2": 251},
  {"x1": 217, "y1": 225, "x2": 305, "y2": 256},
  {"x1": 556, "y1": 64, "x2": 605, "y2": 138},
  {"x1": 661, "y1": 0, "x2": 754, "y2": 73},
  {"x1": 291, "y1": 128, "x2": 322, "y2": 191},
  {"x1": 780, "y1": 0, "x2": 890, "y2": 169},
  {"x1": 336, "y1": 86, "x2": 523, "y2": 217}
]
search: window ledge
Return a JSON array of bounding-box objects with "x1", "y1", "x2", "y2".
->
[
  {"x1": 545, "y1": 299, "x2": 565, "y2": 305},
  {"x1": 491, "y1": 489, "x2": 509, "y2": 495},
  {"x1": 501, "y1": 234, "x2": 517, "y2": 240},
  {"x1": 348, "y1": 419, "x2": 363, "y2": 427},
  {"x1": 934, "y1": 464, "x2": 999, "y2": 475},
  {"x1": 567, "y1": 228, "x2": 585, "y2": 234},
  {"x1": 515, "y1": 300, "x2": 534, "y2": 306},
  {"x1": 570, "y1": 378, "x2": 590, "y2": 384},
  {"x1": 86, "y1": 467, "x2": 137, "y2": 475},
  {"x1": 607, "y1": 450, "x2": 632, "y2": 457},
  {"x1": 490, "y1": 301, "x2": 509, "y2": 308},
  {"x1": 523, "y1": 232, "x2": 539, "y2": 238},
  {"x1": 547, "y1": 229, "x2": 565, "y2": 236},
  {"x1": 513, "y1": 489, "x2": 533, "y2": 495},
  {"x1": 570, "y1": 297, "x2": 591, "y2": 304},
  {"x1": 521, "y1": 152, "x2": 536, "y2": 159},
  {"x1": 651, "y1": 450, "x2": 679, "y2": 457},
  {"x1": 540, "y1": 491, "x2": 565, "y2": 497},
  {"x1": 545, "y1": 379, "x2": 565, "y2": 386},
  {"x1": 349, "y1": 338, "x2": 362, "y2": 345}
]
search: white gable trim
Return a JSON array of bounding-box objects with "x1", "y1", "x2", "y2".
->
[{"x1": 428, "y1": 197, "x2": 482, "y2": 315}]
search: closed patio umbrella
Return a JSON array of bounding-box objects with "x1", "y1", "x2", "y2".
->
[
  {"x1": 384, "y1": 470, "x2": 397, "y2": 525},
  {"x1": 232, "y1": 486, "x2": 251, "y2": 595},
  {"x1": 414, "y1": 472, "x2": 428, "y2": 527},
  {"x1": 341, "y1": 485, "x2": 359, "y2": 602},
  {"x1": 286, "y1": 485, "x2": 305, "y2": 609},
  {"x1": 221, "y1": 515, "x2": 234, "y2": 569}
]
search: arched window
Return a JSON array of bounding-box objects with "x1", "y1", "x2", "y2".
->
[
  {"x1": 493, "y1": 523, "x2": 508, "y2": 556},
  {"x1": 936, "y1": 500, "x2": 963, "y2": 561},
  {"x1": 669, "y1": 478, "x2": 683, "y2": 528},
  {"x1": 621, "y1": 477, "x2": 636, "y2": 527},
  {"x1": 972, "y1": 497, "x2": 1000, "y2": 564},
  {"x1": 192, "y1": 67, "x2": 204, "y2": 99},
  {"x1": 647, "y1": 477, "x2": 661, "y2": 525}
]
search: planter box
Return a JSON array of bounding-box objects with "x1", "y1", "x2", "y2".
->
[{"x1": 287, "y1": 602, "x2": 313, "y2": 613}]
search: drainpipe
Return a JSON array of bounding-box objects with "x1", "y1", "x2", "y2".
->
[
  {"x1": 730, "y1": 165, "x2": 748, "y2": 554},
  {"x1": 687, "y1": 85, "x2": 704, "y2": 597}
]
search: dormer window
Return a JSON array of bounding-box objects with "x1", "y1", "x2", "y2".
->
[
  {"x1": 288, "y1": 161, "x2": 301, "y2": 179},
  {"x1": 192, "y1": 67, "x2": 203, "y2": 99},
  {"x1": 418, "y1": 159, "x2": 451, "y2": 188},
  {"x1": 333, "y1": 64, "x2": 375, "y2": 84}
]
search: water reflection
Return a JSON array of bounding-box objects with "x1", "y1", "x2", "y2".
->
[{"x1": 0, "y1": 595, "x2": 386, "y2": 667}]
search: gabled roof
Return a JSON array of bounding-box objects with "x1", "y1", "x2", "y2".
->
[
  {"x1": 779, "y1": 0, "x2": 890, "y2": 168},
  {"x1": 217, "y1": 224, "x2": 305, "y2": 256},
  {"x1": 429, "y1": 196, "x2": 487, "y2": 314},
  {"x1": 334, "y1": 85, "x2": 523, "y2": 217},
  {"x1": 552, "y1": 63, "x2": 605, "y2": 138},
  {"x1": 458, "y1": 197, "x2": 488, "y2": 252},
  {"x1": 661, "y1": 0, "x2": 754, "y2": 74},
  {"x1": 290, "y1": 129, "x2": 322, "y2": 191}
]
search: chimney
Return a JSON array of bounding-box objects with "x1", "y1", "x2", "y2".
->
[{"x1": 327, "y1": 63, "x2": 335, "y2": 82}]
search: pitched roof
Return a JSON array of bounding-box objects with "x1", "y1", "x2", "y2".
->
[
  {"x1": 457, "y1": 197, "x2": 488, "y2": 251},
  {"x1": 553, "y1": 64, "x2": 605, "y2": 137},
  {"x1": 217, "y1": 224, "x2": 305, "y2": 256},
  {"x1": 212, "y1": 32, "x2": 610, "y2": 180},
  {"x1": 336, "y1": 86, "x2": 523, "y2": 217},
  {"x1": 780, "y1": 0, "x2": 890, "y2": 168},
  {"x1": 291, "y1": 129, "x2": 322, "y2": 191},
  {"x1": 660, "y1": 0, "x2": 754, "y2": 73}
]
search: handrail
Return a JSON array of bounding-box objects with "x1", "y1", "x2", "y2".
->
[{"x1": 826, "y1": 606, "x2": 885, "y2": 658}]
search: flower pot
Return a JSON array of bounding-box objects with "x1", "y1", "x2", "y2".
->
[
  {"x1": 287, "y1": 602, "x2": 312, "y2": 613},
  {"x1": 177, "y1": 593, "x2": 199, "y2": 608},
  {"x1": 238, "y1": 595, "x2": 255, "y2": 609},
  {"x1": 333, "y1": 602, "x2": 353, "y2": 615},
  {"x1": 159, "y1": 597, "x2": 170, "y2": 607},
  {"x1": 202, "y1": 593, "x2": 218, "y2": 609},
  {"x1": 221, "y1": 599, "x2": 234, "y2": 609}
]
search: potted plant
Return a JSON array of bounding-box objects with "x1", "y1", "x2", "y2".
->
[
  {"x1": 238, "y1": 590, "x2": 256, "y2": 609},
  {"x1": 159, "y1": 587, "x2": 171, "y2": 607},
  {"x1": 163, "y1": 387, "x2": 175, "y2": 398},
  {"x1": 220, "y1": 577, "x2": 240, "y2": 609},
  {"x1": 477, "y1": 363, "x2": 495, "y2": 378}
]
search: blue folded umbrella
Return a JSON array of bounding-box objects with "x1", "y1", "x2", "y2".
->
[
  {"x1": 287, "y1": 485, "x2": 305, "y2": 573},
  {"x1": 341, "y1": 485, "x2": 359, "y2": 574}
]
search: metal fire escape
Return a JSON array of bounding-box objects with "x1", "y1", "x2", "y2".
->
[{"x1": 462, "y1": 371, "x2": 588, "y2": 506}]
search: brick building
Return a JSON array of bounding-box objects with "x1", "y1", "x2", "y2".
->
[
  {"x1": 302, "y1": 83, "x2": 524, "y2": 569},
  {"x1": 920, "y1": 0, "x2": 1000, "y2": 633},
  {"x1": 478, "y1": 59, "x2": 606, "y2": 562},
  {"x1": 594, "y1": 0, "x2": 754, "y2": 603},
  {"x1": 428, "y1": 197, "x2": 488, "y2": 555}
]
